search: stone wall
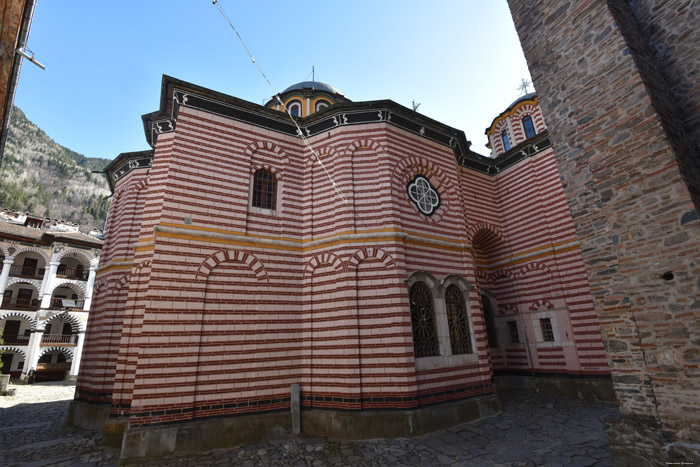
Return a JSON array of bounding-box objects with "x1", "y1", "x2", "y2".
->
[{"x1": 507, "y1": 0, "x2": 700, "y2": 464}]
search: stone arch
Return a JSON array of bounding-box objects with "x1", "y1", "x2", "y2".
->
[
  {"x1": 11, "y1": 246, "x2": 50, "y2": 264},
  {"x1": 0, "y1": 311, "x2": 37, "y2": 329},
  {"x1": 6, "y1": 278, "x2": 42, "y2": 291},
  {"x1": 0, "y1": 244, "x2": 11, "y2": 257},
  {"x1": 406, "y1": 270, "x2": 440, "y2": 290},
  {"x1": 303, "y1": 252, "x2": 345, "y2": 280},
  {"x1": 39, "y1": 346, "x2": 74, "y2": 360},
  {"x1": 49, "y1": 280, "x2": 86, "y2": 298},
  {"x1": 54, "y1": 248, "x2": 95, "y2": 269},
  {"x1": 244, "y1": 140, "x2": 290, "y2": 167},
  {"x1": 441, "y1": 274, "x2": 472, "y2": 293},
  {"x1": 250, "y1": 163, "x2": 284, "y2": 181},
  {"x1": 529, "y1": 299, "x2": 555, "y2": 311},
  {"x1": 0, "y1": 347, "x2": 26, "y2": 359},
  {"x1": 196, "y1": 250, "x2": 268, "y2": 283},
  {"x1": 347, "y1": 247, "x2": 395, "y2": 272},
  {"x1": 468, "y1": 222, "x2": 506, "y2": 247},
  {"x1": 44, "y1": 311, "x2": 84, "y2": 332}
]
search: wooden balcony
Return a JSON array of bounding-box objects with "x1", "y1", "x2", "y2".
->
[
  {"x1": 48, "y1": 299, "x2": 85, "y2": 310},
  {"x1": 9, "y1": 265, "x2": 45, "y2": 279},
  {"x1": 1, "y1": 335, "x2": 30, "y2": 345}
]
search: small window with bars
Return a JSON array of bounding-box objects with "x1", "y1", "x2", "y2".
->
[
  {"x1": 540, "y1": 318, "x2": 555, "y2": 342},
  {"x1": 252, "y1": 169, "x2": 277, "y2": 210},
  {"x1": 507, "y1": 320, "x2": 520, "y2": 343}
]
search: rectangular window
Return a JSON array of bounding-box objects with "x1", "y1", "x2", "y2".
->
[
  {"x1": 540, "y1": 318, "x2": 555, "y2": 342},
  {"x1": 507, "y1": 320, "x2": 520, "y2": 343}
]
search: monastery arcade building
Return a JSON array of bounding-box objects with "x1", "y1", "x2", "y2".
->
[
  {"x1": 0, "y1": 209, "x2": 102, "y2": 382},
  {"x1": 69, "y1": 76, "x2": 612, "y2": 458}
]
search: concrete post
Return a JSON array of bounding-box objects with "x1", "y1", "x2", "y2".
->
[
  {"x1": 0, "y1": 258, "x2": 13, "y2": 295},
  {"x1": 38, "y1": 265, "x2": 51, "y2": 296},
  {"x1": 68, "y1": 330, "x2": 86, "y2": 379},
  {"x1": 291, "y1": 383, "x2": 300, "y2": 434},
  {"x1": 40, "y1": 260, "x2": 59, "y2": 309}
]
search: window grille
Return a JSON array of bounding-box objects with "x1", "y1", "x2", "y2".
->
[
  {"x1": 409, "y1": 282, "x2": 439, "y2": 358},
  {"x1": 252, "y1": 169, "x2": 277, "y2": 210},
  {"x1": 507, "y1": 320, "x2": 520, "y2": 343},
  {"x1": 445, "y1": 285, "x2": 472, "y2": 354},
  {"x1": 540, "y1": 318, "x2": 555, "y2": 342}
]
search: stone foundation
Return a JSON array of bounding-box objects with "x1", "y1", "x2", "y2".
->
[
  {"x1": 66, "y1": 399, "x2": 110, "y2": 432},
  {"x1": 494, "y1": 374, "x2": 616, "y2": 402},
  {"x1": 113, "y1": 393, "x2": 500, "y2": 460}
]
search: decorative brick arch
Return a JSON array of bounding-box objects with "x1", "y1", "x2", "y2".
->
[
  {"x1": 347, "y1": 247, "x2": 395, "y2": 272},
  {"x1": 54, "y1": 248, "x2": 94, "y2": 269},
  {"x1": 0, "y1": 244, "x2": 11, "y2": 257},
  {"x1": 306, "y1": 145, "x2": 340, "y2": 168},
  {"x1": 250, "y1": 163, "x2": 284, "y2": 181},
  {"x1": 515, "y1": 261, "x2": 553, "y2": 280},
  {"x1": 49, "y1": 280, "x2": 86, "y2": 298},
  {"x1": 303, "y1": 252, "x2": 345, "y2": 280},
  {"x1": 244, "y1": 141, "x2": 290, "y2": 167},
  {"x1": 44, "y1": 311, "x2": 84, "y2": 332},
  {"x1": 511, "y1": 103, "x2": 545, "y2": 135},
  {"x1": 343, "y1": 138, "x2": 386, "y2": 160},
  {"x1": 488, "y1": 269, "x2": 517, "y2": 283},
  {"x1": 39, "y1": 346, "x2": 74, "y2": 360},
  {"x1": 468, "y1": 222, "x2": 506, "y2": 247},
  {"x1": 0, "y1": 311, "x2": 37, "y2": 329},
  {"x1": 6, "y1": 278, "x2": 41, "y2": 291},
  {"x1": 196, "y1": 250, "x2": 268, "y2": 283},
  {"x1": 12, "y1": 247, "x2": 50, "y2": 264},
  {"x1": 0, "y1": 347, "x2": 26, "y2": 358},
  {"x1": 114, "y1": 273, "x2": 131, "y2": 291},
  {"x1": 529, "y1": 299, "x2": 555, "y2": 311}
]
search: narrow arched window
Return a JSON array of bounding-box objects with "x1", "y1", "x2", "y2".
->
[
  {"x1": 315, "y1": 100, "x2": 329, "y2": 112},
  {"x1": 409, "y1": 282, "x2": 439, "y2": 358},
  {"x1": 287, "y1": 100, "x2": 302, "y2": 117},
  {"x1": 522, "y1": 115, "x2": 536, "y2": 139},
  {"x1": 446, "y1": 285, "x2": 472, "y2": 355},
  {"x1": 481, "y1": 294, "x2": 499, "y2": 348},
  {"x1": 501, "y1": 130, "x2": 510, "y2": 151},
  {"x1": 252, "y1": 169, "x2": 277, "y2": 210}
]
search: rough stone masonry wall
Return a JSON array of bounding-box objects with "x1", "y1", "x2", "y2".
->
[{"x1": 507, "y1": 0, "x2": 700, "y2": 464}]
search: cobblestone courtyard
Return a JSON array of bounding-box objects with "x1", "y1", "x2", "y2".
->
[{"x1": 0, "y1": 381, "x2": 618, "y2": 466}]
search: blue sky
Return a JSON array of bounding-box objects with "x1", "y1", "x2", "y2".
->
[{"x1": 14, "y1": 1, "x2": 531, "y2": 160}]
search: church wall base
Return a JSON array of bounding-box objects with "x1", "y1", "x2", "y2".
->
[
  {"x1": 66, "y1": 399, "x2": 110, "y2": 432},
  {"x1": 116, "y1": 393, "x2": 501, "y2": 460},
  {"x1": 494, "y1": 374, "x2": 616, "y2": 402},
  {"x1": 301, "y1": 393, "x2": 501, "y2": 440}
]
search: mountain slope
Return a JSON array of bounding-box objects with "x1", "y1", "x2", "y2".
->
[{"x1": 1, "y1": 107, "x2": 111, "y2": 231}]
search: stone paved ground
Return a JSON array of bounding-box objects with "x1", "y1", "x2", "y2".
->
[{"x1": 0, "y1": 381, "x2": 619, "y2": 466}]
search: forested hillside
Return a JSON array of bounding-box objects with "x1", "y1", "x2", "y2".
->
[{"x1": 1, "y1": 107, "x2": 111, "y2": 231}]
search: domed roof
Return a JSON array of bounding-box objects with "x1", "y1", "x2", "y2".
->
[{"x1": 282, "y1": 81, "x2": 344, "y2": 96}]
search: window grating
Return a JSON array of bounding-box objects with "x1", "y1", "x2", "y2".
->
[
  {"x1": 252, "y1": 169, "x2": 277, "y2": 210},
  {"x1": 540, "y1": 318, "x2": 555, "y2": 342},
  {"x1": 409, "y1": 282, "x2": 439, "y2": 358},
  {"x1": 445, "y1": 285, "x2": 472, "y2": 354},
  {"x1": 507, "y1": 320, "x2": 520, "y2": 343}
]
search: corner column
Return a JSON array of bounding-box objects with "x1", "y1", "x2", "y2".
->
[{"x1": 0, "y1": 258, "x2": 13, "y2": 295}]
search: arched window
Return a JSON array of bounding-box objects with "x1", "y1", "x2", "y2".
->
[
  {"x1": 522, "y1": 115, "x2": 536, "y2": 139},
  {"x1": 252, "y1": 169, "x2": 277, "y2": 210},
  {"x1": 409, "y1": 282, "x2": 439, "y2": 358},
  {"x1": 287, "y1": 100, "x2": 302, "y2": 117},
  {"x1": 481, "y1": 294, "x2": 499, "y2": 348},
  {"x1": 315, "y1": 100, "x2": 329, "y2": 112},
  {"x1": 445, "y1": 285, "x2": 472, "y2": 355},
  {"x1": 501, "y1": 130, "x2": 510, "y2": 151}
]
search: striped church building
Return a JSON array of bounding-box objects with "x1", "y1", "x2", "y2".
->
[{"x1": 69, "y1": 76, "x2": 612, "y2": 458}]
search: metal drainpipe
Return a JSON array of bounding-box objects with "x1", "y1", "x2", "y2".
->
[{"x1": 0, "y1": 0, "x2": 38, "y2": 164}]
